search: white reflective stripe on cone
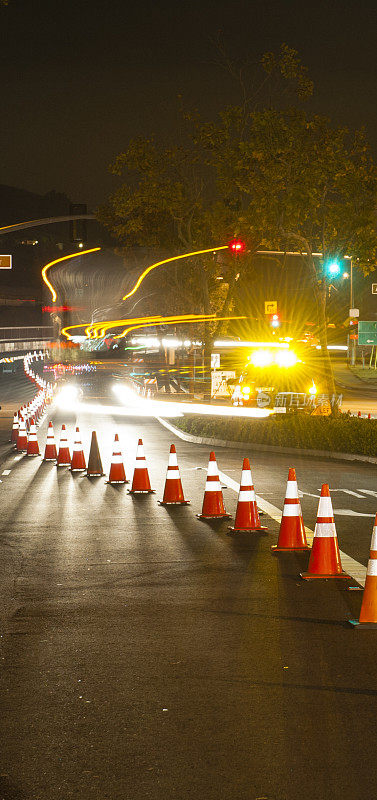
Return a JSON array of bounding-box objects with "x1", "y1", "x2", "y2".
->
[
  {"x1": 111, "y1": 454, "x2": 123, "y2": 463},
  {"x1": 205, "y1": 481, "x2": 222, "y2": 492},
  {"x1": 207, "y1": 460, "x2": 219, "y2": 477},
  {"x1": 136, "y1": 447, "x2": 145, "y2": 458},
  {"x1": 314, "y1": 522, "x2": 336, "y2": 538},
  {"x1": 168, "y1": 453, "x2": 178, "y2": 467},
  {"x1": 238, "y1": 490, "x2": 256, "y2": 502},
  {"x1": 367, "y1": 559, "x2": 377, "y2": 577},
  {"x1": 285, "y1": 481, "x2": 298, "y2": 499},
  {"x1": 371, "y1": 529, "x2": 377, "y2": 550},
  {"x1": 282, "y1": 505, "x2": 300, "y2": 517},
  {"x1": 240, "y1": 470, "x2": 252, "y2": 485},
  {"x1": 317, "y1": 497, "x2": 333, "y2": 516}
]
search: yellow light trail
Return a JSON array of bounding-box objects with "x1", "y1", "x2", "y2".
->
[
  {"x1": 116, "y1": 314, "x2": 245, "y2": 340},
  {"x1": 62, "y1": 312, "x2": 245, "y2": 341},
  {"x1": 122, "y1": 245, "x2": 228, "y2": 301},
  {"x1": 63, "y1": 313, "x2": 216, "y2": 340},
  {"x1": 41, "y1": 247, "x2": 101, "y2": 302},
  {"x1": 89, "y1": 313, "x2": 217, "y2": 339}
]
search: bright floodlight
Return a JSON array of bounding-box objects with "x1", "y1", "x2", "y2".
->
[
  {"x1": 55, "y1": 384, "x2": 78, "y2": 410},
  {"x1": 308, "y1": 381, "x2": 317, "y2": 396},
  {"x1": 276, "y1": 350, "x2": 297, "y2": 368},
  {"x1": 250, "y1": 350, "x2": 273, "y2": 368}
]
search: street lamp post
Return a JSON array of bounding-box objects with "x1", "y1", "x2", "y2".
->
[{"x1": 349, "y1": 258, "x2": 357, "y2": 367}]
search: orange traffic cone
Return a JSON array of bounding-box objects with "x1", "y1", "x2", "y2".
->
[
  {"x1": 43, "y1": 421, "x2": 57, "y2": 461},
  {"x1": 350, "y1": 515, "x2": 377, "y2": 628},
  {"x1": 70, "y1": 426, "x2": 86, "y2": 472},
  {"x1": 56, "y1": 424, "x2": 71, "y2": 466},
  {"x1": 271, "y1": 467, "x2": 310, "y2": 552},
  {"x1": 16, "y1": 416, "x2": 28, "y2": 452},
  {"x1": 107, "y1": 433, "x2": 127, "y2": 484},
  {"x1": 228, "y1": 457, "x2": 267, "y2": 532},
  {"x1": 86, "y1": 431, "x2": 104, "y2": 477},
  {"x1": 159, "y1": 444, "x2": 190, "y2": 505},
  {"x1": 197, "y1": 451, "x2": 231, "y2": 520},
  {"x1": 11, "y1": 412, "x2": 18, "y2": 443},
  {"x1": 301, "y1": 484, "x2": 349, "y2": 579},
  {"x1": 128, "y1": 438, "x2": 155, "y2": 493},
  {"x1": 26, "y1": 419, "x2": 40, "y2": 456}
]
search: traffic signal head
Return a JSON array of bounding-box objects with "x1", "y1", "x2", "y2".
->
[
  {"x1": 270, "y1": 313, "x2": 280, "y2": 328},
  {"x1": 228, "y1": 239, "x2": 245, "y2": 254}
]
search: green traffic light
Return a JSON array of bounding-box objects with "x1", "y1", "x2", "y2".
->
[{"x1": 327, "y1": 260, "x2": 341, "y2": 276}]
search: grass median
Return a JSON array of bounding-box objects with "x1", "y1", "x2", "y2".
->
[{"x1": 173, "y1": 412, "x2": 377, "y2": 457}]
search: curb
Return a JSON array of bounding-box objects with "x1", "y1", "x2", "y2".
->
[{"x1": 156, "y1": 417, "x2": 377, "y2": 466}]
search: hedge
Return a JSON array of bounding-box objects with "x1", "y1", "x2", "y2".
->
[{"x1": 173, "y1": 413, "x2": 377, "y2": 458}]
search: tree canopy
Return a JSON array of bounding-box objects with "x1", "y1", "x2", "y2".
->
[{"x1": 98, "y1": 44, "x2": 377, "y2": 393}]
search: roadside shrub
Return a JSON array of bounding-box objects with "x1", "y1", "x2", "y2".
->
[{"x1": 174, "y1": 413, "x2": 377, "y2": 457}]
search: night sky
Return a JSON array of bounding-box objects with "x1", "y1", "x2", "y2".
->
[{"x1": 1, "y1": 0, "x2": 377, "y2": 208}]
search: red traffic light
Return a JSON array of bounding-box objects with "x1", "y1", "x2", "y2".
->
[{"x1": 228, "y1": 239, "x2": 246, "y2": 254}]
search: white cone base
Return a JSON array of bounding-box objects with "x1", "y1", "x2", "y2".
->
[
  {"x1": 197, "y1": 513, "x2": 232, "y2": 520},
  {"x1": 106, "y1": 479, "x2": 129, "y2": 485}
]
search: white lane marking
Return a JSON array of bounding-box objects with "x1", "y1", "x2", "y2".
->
[
  {"x1": 218, "y1": 469, "x2": 367, "y2": 587},
  {"x1": 299, "y1": 491, "x2": 320, "y2": 499},
  {"x1": 320, "y1": 488, "x2": 366, "y2": 499},
  {"x1": 14, "y1": 455, "x2": 23, "y2": 461},
  {"x1": 2, "y1": 470, "x2": 11, "y2": 475},
  {"x1": 359, "y1": 490, "x2": 377, "y2": 499},
  {"x1": 333, "y1": 509, "x2": 375, "y2": 518}
]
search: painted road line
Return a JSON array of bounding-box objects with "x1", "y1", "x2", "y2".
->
[
  {"x1": 156, "y1": 417, "x2": 368, "y2": 586},
  {"x1": 333, "y1": 509, "x2": 375, "y2": 518},
  {"x1": 320, "y1": 488, "x2": 366, "y2": 498},
  {"x1": 2, "y1": 470, "x2": 11, "y2": 475},
  {"x1": 218, "y1": 469, "x2": 367, "y2": 588}
]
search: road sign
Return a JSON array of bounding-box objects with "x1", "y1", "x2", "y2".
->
[
  {"x1": 211, "y1": 370, "x2": 235, "y2": 398},
  {"x1": 372, "y1": 284, "x2": 377, "y2": 294},
  {"x1": 0, "y1": 255, "x2": 12, "y2": 269},
  {"x1": 211, "y1": 353, "x2": 220, "y2": 370},
  {"x1": 358, "y1": 320, "x2": 377, "y2": 345},
  {"x1": 349, "y1": 308, "x2": 359, "y2": 317},
  {"x1": 264, "y1": 300, "x2": 277, "y2": 314}
]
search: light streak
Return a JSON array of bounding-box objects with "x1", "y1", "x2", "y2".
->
[
  {"x1": 112, "y1": 383, "x2": 273, "y2": 419},
  {"x1": 122, "y1": 245, "x2": 228, "y2": 301},
  {"x1": 41, "y1": 247, "x2": 101, "y2": 302},
  {"x1": 63, "y1": 313, "x2": 217, "y2": 340}
]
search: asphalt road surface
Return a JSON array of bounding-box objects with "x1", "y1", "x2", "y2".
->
[
  {"x1": 333, "y1": 361, "x2": 377, "y2": 415},
  {"x1": 1, "y1": 374, "x2": 377, "y2": 799}
]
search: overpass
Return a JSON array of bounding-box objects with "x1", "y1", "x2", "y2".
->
[
  {"x1": 0, "y1": 326, "x2": 54, "y2": 353},
  {"x1": 0, "y1": 214, "x2": 95, "y2": 235}
]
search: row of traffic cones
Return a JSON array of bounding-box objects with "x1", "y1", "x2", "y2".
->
[
  {"x1": 271, "y1": 470, "x2": 348, "y2": 579},
  {"x1": 272, "y1": 469, "x2": 377, "y2": 628},
  {"x1": 10, "y1": 412, "x2": 377, "y2": 626}
]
